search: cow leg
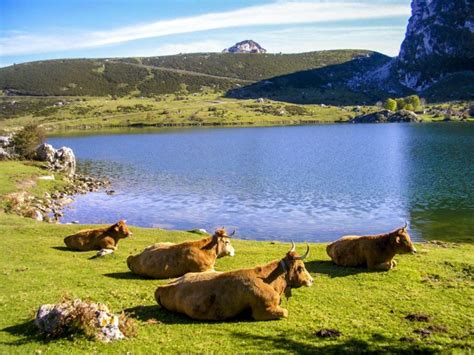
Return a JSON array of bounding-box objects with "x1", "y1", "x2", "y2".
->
[
  {"x1": 252, "y1": 305, "x2": 288, "y2": 321},
  {"x1": 97, "y1": 248, "x2": 115, "y2": 257},
  {"x1": 249, "y1": 281, "x2": 288, "y2": 320},
  {"x1": 370, "y1": 261, "x2": 392, "y2": 271}
]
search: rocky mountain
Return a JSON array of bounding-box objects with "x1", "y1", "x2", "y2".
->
[
  {"x1": 222, "y1": 40, "x2": 267, "y2": 54},
  {"x1": 228, "y1": 0, "x2": 473, "y2": 103},
  {"x1": 395, "y1": 0, "x2": 474, "y2": 91}
]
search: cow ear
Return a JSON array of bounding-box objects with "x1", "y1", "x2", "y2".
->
[{"x1": 395, "y1": 236, "x2": 400, "y2": 244}]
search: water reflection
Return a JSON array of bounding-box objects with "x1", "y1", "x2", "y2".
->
[{"x1": 49, "y1": 124, "x2": 474, "y2": 242}]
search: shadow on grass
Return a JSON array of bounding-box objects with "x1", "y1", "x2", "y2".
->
[
  {"x1": 103, "y1": 271, "x2": 151, "y2": 280},
  {"x1": 305, "y1": 260, "x2": 373, "y2": 278},
  {"x1": 231, "y1": 331, "x2": 437, "y2": 354},
  {"x1": 1, "y1": 319, "x2": 52, "y2": 346},
  {"x1": 51, "y1": 246, "x2": 74, "y2": 252},
  {"x1": 124, "y1": 305, "x2": 256, "y2": 325}
]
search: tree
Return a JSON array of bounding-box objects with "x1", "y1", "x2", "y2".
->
[
  {"x1": 383, "y1": 98, "x2": 397, "y2": 111},
  {"x1": 404, "y1": 104, "x2": 415, "y2": 111},
  {"x1": 395, "y1": 98, "x2": 406, "y2": 110},
  {"x1": 405, "y1": 95, "x2": 421, "y2": 111},
  {"x1": 10, "y1": 124, "x2": 45, "y2": 159}
]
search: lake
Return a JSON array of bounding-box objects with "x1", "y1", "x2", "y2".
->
[{"x1": 48, "y1": 123, "x2": 474, "y2": 243}]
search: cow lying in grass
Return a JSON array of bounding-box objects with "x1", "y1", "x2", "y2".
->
[
  {"x1": 154, "y1": 242, "x2": 313, "y2": 320},
  {"x1": 326, "y1": 223, "x2": 416, "y2": 271},
  {"x1": 64, "y1": 220, "x2": 132, "y2": 257},
  {"x1": 127, "y1": 228, "x2": 235, "y2": 279}
]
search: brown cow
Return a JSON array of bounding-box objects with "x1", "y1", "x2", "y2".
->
[
  {"x1": 326, "y1": 223, "x2": 416, "y2": 270},
  {"x1": 154, "y1": 242, "x2": 313, "y2": 321},
  {"x1": 127, "y1": 228, "x2": 235, "y2": 279},
  {"x1": 64, "y1": 220, "x2": 132, "y2": 256}
]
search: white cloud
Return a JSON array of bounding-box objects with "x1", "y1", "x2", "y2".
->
[
  {"x1": 0, "y1": 1, "x2": 410, "y2": 56},
  {"x1": 125, "y1": 40, "x2": 228, "y2": 57},
  {"x1": 256, "y1": 25, "x2": 406, "y2": 55}
]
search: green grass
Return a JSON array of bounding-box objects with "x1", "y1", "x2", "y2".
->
[
  {"x1": 0, "y1": 161, "x2": 473, "y2": 353},
  {"x1": 0, "y1": 161, "x2": 68, "y2": 204},
  {"x1": 1, "y1": 92, "x2": 471, "y2": 134},
  {"x1": 0, "y1": 93, "x2": 367, "y2": 132}
]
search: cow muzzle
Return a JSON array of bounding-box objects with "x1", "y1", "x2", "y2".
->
[{"x1": 411, "y1": 247, "x2": 417, "y2": 254}]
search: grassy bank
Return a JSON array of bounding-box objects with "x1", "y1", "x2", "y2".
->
[
  {"x1": 2, "y1": 94, "x2": 471, "y2": 133},
  {"x1": 0, "y1": 161, "x2": 473, "y2": 353}
]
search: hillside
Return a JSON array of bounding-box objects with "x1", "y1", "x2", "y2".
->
[
  {"x1": 0, "y1": 50, "x2": 372, "y2": 98},
  {"x1": 227, "y1": 52, "x2": 397, "y2": 105}
]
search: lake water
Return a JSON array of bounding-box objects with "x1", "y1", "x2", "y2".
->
[{"x1": 48, "y1": 123, "x2": 474, "y2": 243}]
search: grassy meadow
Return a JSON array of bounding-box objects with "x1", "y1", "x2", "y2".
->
[
  {"x1": 0, "y1": 161, "x2": 473, "y2": 353},
  {"x1": 1, "y1": 93, "x2": 471, "y2": 134}
]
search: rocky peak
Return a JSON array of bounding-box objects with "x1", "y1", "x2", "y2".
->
[
  {"x1": 222, "y1": 40, "x2": 267, "y2": 54},
  {"x1": 395, "y1": 0, "x2": 474, "y2": 90}
]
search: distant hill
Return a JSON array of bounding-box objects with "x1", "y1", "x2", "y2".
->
[{"x1": 0, "y1": 50, "x2": 374, "y2": 98}]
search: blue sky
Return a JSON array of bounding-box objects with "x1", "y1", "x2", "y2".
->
[{"x1": 0, "y1": 0, "x2": 412, "y2": 67}]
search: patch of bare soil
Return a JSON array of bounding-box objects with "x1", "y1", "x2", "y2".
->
[{"x1": 405, "y1": 313, "x2": 431, "y2": 322}]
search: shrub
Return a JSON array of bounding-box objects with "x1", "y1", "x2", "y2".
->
[
  {"x1": 404, "y1": 104, "x2": 415, "y2": 111},
  {"x1": 10, "y1": 124, "x2": 45, "y2": 158},
  {"x1": 405, "y1": 95, "x2": 421, "y2": 111},
  {"x1": 383, "y1": 98, "x2": 397, "y2": 111}
]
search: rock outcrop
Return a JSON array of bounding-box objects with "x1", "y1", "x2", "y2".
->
[
  {"x1": 395, "y1": 0, "x2": 474, "y2": 91},
  {"x1": 35, "y1": 143, "x2": 76, "y2": 177},
  {"x1": 351, "y1": 109, "x2": 421, "y2": 123},
  {"x1": 223, "y1": 40, "x2": 267, "y2": 54},
  {"x1": 0, "y1": 135, "x2": 12, "y2": 160},
  {"x1": 35, "y1": 299, "x2": 129, "y2": 342}
]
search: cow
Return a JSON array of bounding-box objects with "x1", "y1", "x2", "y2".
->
[
  {"x1": 326, "y1": 222, "x2": 417, "y2": 270},
  {"x1": 154, "y1": 242, "x2": 313, "y2": 321},
  {"x1": 127, "y1": 228, "x2": 235, "y2": 279},
  {"x1": 63, "y1": 220, "x2": 132, "y2": 257}
]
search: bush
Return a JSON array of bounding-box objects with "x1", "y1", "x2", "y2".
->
[
  {"x1": 10, "y1": 124, "x2": 45, "y2": 158},
  {"x1": 383, "y1": 98, "x2": 397, "y2": 111},
  {"x1": 384, "y1": 95, "x2": 422, "y2": 111},
  {"x1": 405, "y1": 95, "x2": 421, "y2": 111}
]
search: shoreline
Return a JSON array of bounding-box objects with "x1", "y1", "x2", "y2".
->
[{"x1": 44, "y1": 119, "x2": 474, "y2": 138}]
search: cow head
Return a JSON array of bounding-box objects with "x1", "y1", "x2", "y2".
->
[
  {"x1": 282, "y1": 242, "x2": 313, "y2": 288},
  {"x1": 213, "y1": 228, "x2": 235, "y2": 258},
  {"x1": 109, "y1": 220, "x2": 133, "y2": 239},
  {"x1": 392, "y1": 222, "x2": 416, "y2": 254}
]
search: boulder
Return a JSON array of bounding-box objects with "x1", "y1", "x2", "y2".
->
[
  {"x1": 388, "y1": 109, "x2": 421, "y2": 123},
  {"x1": 53, "y1": 147, "x2": 76, "y2": 177},
  {"x1": 35, "y1": 299, "x2": 125, "y2": 342},
  {"x1": 0, "y1": 135, "x2": 11, "y2": 148},
  {"x1": 35, "y1": 144, "x2": 76, "y2": 177},
  {"x1": 0, "y1": 147, "x2": 10, "y2": 161},
  {"x1": 35, "y1": 143, "x2": 56, "y2": 162},
  {"x1": 352, "y1": 109, "x2": 420, "y2": 123}
]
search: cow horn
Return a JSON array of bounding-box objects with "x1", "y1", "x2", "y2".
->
[
  {"x1": 289, "y1": 241, "x2": 296, "y2": 253},
  {"x1": 229, "y1": 229, "x2": 236, "y2": 237},
  {"x1": 403, "y1": 221, "x2": 408, "y2": 229},
  {"x1": 295, "y1": 243, "x2": 310, "y2": 260}
]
